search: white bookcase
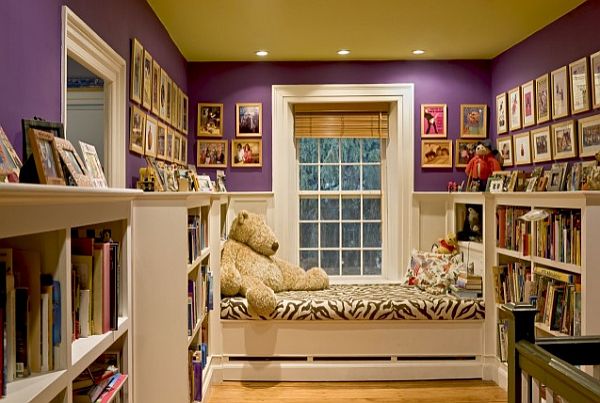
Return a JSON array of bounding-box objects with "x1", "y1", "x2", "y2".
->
[{"x1": 0, "y1": 183, "x2": 137, "y2": 403}]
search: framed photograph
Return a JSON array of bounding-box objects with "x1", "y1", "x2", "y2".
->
[
  {"x1": 531, "y1": 126, "x2": 552, "y2": 163},
  {"x1": 421, "y1": 139, "x2": 452, "y2": 168},
  {"x1": 497, "y1": 136, "x2": 514, "y2": 167},
  {"x1": 166, "y1": 128, "x2": 175, "y2": 163},
  {"x1": 197, "y1": 140, "x2": 227, "y2": 168},
  {"x1": 455, "y1": 139, "x2": 478, "y2": 168},
  {"x1": 0, "y1": 126, "x2": 23, "y2": 178},
  {"x1": 176, "y1": 87, "x2": 182, "y2": 131},
  {"x1": 156, "y1": 121, "x2": 167, "y2": 160},
  {"x1": 130, "y1": 38, "x2": 143, "y2": 104},
  {"x1": 197, "y1": 103, "x2": 223, "y2": 137},
  {"x1": 159, "y1": 68, "x2": 168, "y2": 120},
  {"x1": 569, "y1": 57, "x2": 590, "y2": 114},
  {"x1": 173, "y1": 132, "x2": 181, "y2": 165},
  {"x1": 28, "y1": 129, "x2": 65, "y2": 185},
  {"x1": 536, "y1": 74, "x2": 551, "y2": 123},
  {"x1": 548, "y1": 163, "x2": 568, "y2": 191},
  {"x1": 591, "y1": 51, "x2": 600, "y2": 109},
  {"x1": 170, "y1": 80, "x2": 177, "y2": 127},
  {"x1": 144, "y1": 115, "x2": 158, "y2": 158},
  {"x1": 216, "y1": 169, "x2": 226, "y2": 192},
  {"x1": 420, "y1": 104, "x2": 447, "y2": 137},
  {"x1": 460, "y1": 104, "x2": 487, "y2": 138},
  {"x1": 488, "y1": 176, "x2": 505, "y2": 193},
  {"x1": 231, "y1": 139, "x2": 262, "y2": 167},
  {"x1": 508, "y1": 87, "x2": 522, "y2": 131},
  {"x1": 513, "y1": 132, "x2": 532, "y2": 166},
  {"x1": 581, "y1": 160, "x2": 597, "y2": 190},
  {"x1": 197, "y1": 174, "x2": 213, "y2": 192},
  {"x1": 165, "y1": 75, "x2": 172, "y2": 124},
  {"x1": 53, "y1": 137, "x2": 91, "y2": 187},
  {"x1": 525, "y1": 177, "x2": 538, "y2": 192},
  {"x1": 22, "y1": 119, "x2": 65, "y2": 160},
  {"x1": 182, "y1": 93, "x2": 189, "y2": 134},
  {"x1": 496, "y1": 93, "x2": 508, "y2": 134},
  {"x1": 551, "y1": 66, "x2": 569, "y2": 119},
  {"x1": 521, "y1": 80, "x2": 536, "y2": 127},
  {"x1": 236, "y1": 103, "x2": 262, "y2": 137},
  {"x1": 552, "y1": 120, "x2": 577, "y2": 160},
  {"x1": 180, "y1": 134, "x2": 188, "y2": 165},
  {"x1": 79, "y1": 141, "x2": 107, "y2": 188},
  {"x1": 578, "y1": 114, "x2": 600, "y2": 157},
  {"x1": 142, "y1": 50, "x2": 153, "y2": 110},
  {"x1": 151, "y1": 60, "x2": 160, "y2": 115},
  {"x1": 129, "y1": 105, "x2": 146, "y2": 155},
  {"x1": 537, "y1": 173, "x2": 549, "y2": 192}
]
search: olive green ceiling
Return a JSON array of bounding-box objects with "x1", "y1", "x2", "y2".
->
[{"x1": 146, "y1": 0, "x2": 586, "y2": 61}]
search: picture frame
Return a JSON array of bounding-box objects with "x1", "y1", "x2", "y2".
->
[
  {"x1": 547, "y1": 166, "x2": 563, "y2": 191},
  {"x1": 53, "y1": 137, "x2": 91, "y2": 187},
  {"x1": 420, "y1": 104, "x2": 447, "y2": 138},
  {"x1": 151, "y1": 60, "x2": 160, "y2": 115},
  {"x1": 420, "y1": 139, "x2": 452, "y2": 168},
  {"x1": 197, "y1": 174, "x2": 213, "y2": 192},
  {"x1": 159, "y1": 68, "x2": 168, "y2": 120},
  {"x1": 166, "y1": 128, "x2": 175, "y2": 163},
  {"x1": 173, "y1": 133, "x2": 181, "y2": 165},
  {"x1": 80, "y1": 141, "x2": 107, "y2": 188},
  {"x1": 552, "y1": 120, "x2": 577, "y2": 160},
  {"x1": 170, "y1": 80, "x2": 177, "y2": 127},
  {"x1": 236, "y1": 103, "x2": 262, "y2": 137},
  {"x1": 197, "y1": 139, "x2": 227, "y2": 168},
  {"x1": 536, "y1": 73, "x2": 551, "y2": 123},
  {"x1": 513, "y1": 132, "x2": 532, "y2": 166},
  {"x1": 551, "y1": 66, "x2": 569, "y2": 119},
  {"x1": 569, "y1": 57, "x2": 590, "y2": 114},
  {"x1": 130, "y1": 38, "x2": 143, "y2": 104},
  {"x1": 521, "y1": 80, "x2": 536, "y2": 127},
  {"x1": 496, "y1": 93, "x2": 508, "y2": 134},
  {"x1": 578, "y1": 114, "x2": 600, "y2": 157},
  {"x1": 508, "y1": 87, "x2": 522, "y2": 131},
  {"x1": 176, "y1": 87, "x2": 182, "y2": 131},
  {"x1": 497, "y1": 136, "x2": 514, "y2": 167},
  {"x1": 197, "y1": 103, "x2": 223, "y2": 137},
  {"x1": 550, "y1": 162, "x2": 569, "y2": 191},
  {"x1": 28, "y1": 128, "x2": 65, "y2": 185},
  {"x1": 455, "y1": 139, "x2": 478, "y2": 168},
  {"x1": 142, "y1": 50, "x2": 153, "y2": 110},
  {"x1": 531, "y1": 126, "x2": 552, "y2": 163},
  {"x1": 144, "y1": 115, "x2": 158, "y2": 158},
  {"x1": 182, "y1": 93, "x2": 189, "y2": 134},
  {"x1": 165, "y1": 75, "x2": 172, "y2": 124},
  {"x1": 525, "y1": 177, "x2": 538, "y2": 192},
  {"x1": 180, "y1": 134, "x2": 188, "y2": 165},
  {"x1": 460, "y1": 104, "x2": 487, "y2": 138},
  {"x1": 581, "y1": 160, "x2": 598, "y2": 190},
  {"x1": 22, "y1": 119, "x2": 65, "y2": 160},
  {"x1": 591, "y1": 50, "x2": 600, "y2": 109},
  {"x1": 156, "y1": 121, "x2": 167, "y2": 160},
  {"x1": 0, "y1": 126, "x2": 23, "y2": 178},
  {"x1": 216, "y1": 169, "x2": 226, "y2": 192},
  {"x1": 488, "y1": 176, "x2": 505, "y2": 193},
  {"x1": 129, "y1": 105, "x2": 146, "y2": 155},
  {"x1": 537, "y1": 173, "x2": 549, "y2": 192},
  {"x1": 231, "y1": 139, "x2": 262, "y2": 167},
  {"x1": 506, "y1": 170, "x2": 520, "y2": 192}
]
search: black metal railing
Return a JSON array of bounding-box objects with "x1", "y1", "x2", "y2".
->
[{"x1": 500, "y1": 303, "x2": 600, "y2": 403}]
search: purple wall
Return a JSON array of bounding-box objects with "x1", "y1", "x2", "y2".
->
[
  {"x1": 0, "y1": 0, "x2": 187, "y2": 188},
  {"x1": 188, "y1": 61, "x2": 492, "y2": 191}
]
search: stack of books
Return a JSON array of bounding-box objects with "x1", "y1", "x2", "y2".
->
[
  {"x1": 451, "y1": 272, "x2": 483, "y2": 298},
  {"x1": 73, "y1": 352, "x2": 127, "y2": 403}
]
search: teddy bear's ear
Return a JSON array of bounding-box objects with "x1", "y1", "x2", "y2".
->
[{"x1": 237, "y1": 210, "x2": 250, "y2": 224}]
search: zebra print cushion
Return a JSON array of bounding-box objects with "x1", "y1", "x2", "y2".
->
[{"x1": 220, "y1": 284, "x2": 485, "y2": 320}]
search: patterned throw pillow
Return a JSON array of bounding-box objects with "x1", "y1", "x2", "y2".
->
[{"x1": 402, "y1": 249, "x2": 464, "y2": 295}]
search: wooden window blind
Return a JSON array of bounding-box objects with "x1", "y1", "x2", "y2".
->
[{"x1": 294, "y1": 102, "x2": 389, "y2": 138}]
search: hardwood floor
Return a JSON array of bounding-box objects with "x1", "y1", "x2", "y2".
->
[{"x1": 207, "y1": 380, "x2": 507, "y2": 402}]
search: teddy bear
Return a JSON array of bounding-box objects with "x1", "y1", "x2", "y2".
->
[
  {"x1": 220, "y1": 210, "x2": 329, "y2": 316},
  {"x1": 465, "y1": 141, "x2": 502, "y2": 190},
  {"x1": 434, "y1": 233, "x2": 459, "y2": 255}
]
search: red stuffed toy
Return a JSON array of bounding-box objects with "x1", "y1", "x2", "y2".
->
[{"x1": 465, "y1": 142, "x2": 501, "y2": 182}]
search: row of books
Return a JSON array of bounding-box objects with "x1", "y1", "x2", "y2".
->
[
  {"x1": 188, "y1": 215, "x2": 208, "y2": 264},
  {"x1": 450, "y1": 272, "x2": 483, "y2": 298},
  {"x1": 535, "y1": 209, "x2": 581, "y2": 266},
  {"x1": 492, "y1": 262, "x2": 533, "y2": 304},
  {"x1": 188, "y1": 337, "x2": 209, "y2": 402},
  {"x1": 73, "y1": 351, "x2": 127, "y2": 403},
  {"x1": 496, "y1": 206, "x2": 531, "y2": 254},
  {"x1": 187, "y1": 267, "x2": 214, "y2": 337}
]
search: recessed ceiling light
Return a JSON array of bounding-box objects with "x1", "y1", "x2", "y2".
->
[
  {"x1": 337, "y1": 49, "x2": 351, "y2": 55},
  {"x1": 412, "y1": 49, "x2": 426, "y2": 55},
  {"x1": 255, "y1": 50, "x2": 268, "y2": 57}
]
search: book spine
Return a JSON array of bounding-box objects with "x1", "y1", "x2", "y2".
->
[{"x1": 15, "y1": 288, "x2": 28, "y2": 378}]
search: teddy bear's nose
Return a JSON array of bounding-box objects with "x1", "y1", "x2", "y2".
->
[{"x1": 272, "y1": 241, "x2": 279, "y2": 252}]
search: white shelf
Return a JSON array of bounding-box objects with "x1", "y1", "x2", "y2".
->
[
  {"x1": 114, "y1": 316, "x2": 130, "y2": 341},
  {"x1": 188, "y1": 319, "x2": 203, "y2": 347},
  {"x1": 188, "y1": 248, "x2": 210, "y2": 275},
  {"x1": 535, "y1": 322, "x2": 569, "y2": 338},
  {"x1": 71, "y1": 330, "x2": 115, "y2": 371},
  {"x1": 496, "y1": 247, "x2": 529, "y2": 260},
  {"x1": 531, "y1": 255, "x2": 581, "y2": 274},
  {"x1": 5, "y1": 370, "x2": 68, "y2": 403}
]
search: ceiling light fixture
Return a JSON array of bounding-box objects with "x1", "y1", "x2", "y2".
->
[
  {"x1": 337, "y1": 49, "x2": 350, "y2": 55},
  {"x1": 256, "y1": 50, "x2": 269, "y2": 57},
  {"x1": 412, "y1": 49, "x2": 426, "y2": 55}
]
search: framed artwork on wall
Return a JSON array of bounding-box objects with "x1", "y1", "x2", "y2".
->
[
  {"x1": 421, "y1": 139, "x2": 452, "y2": 168},
  {"x1": 551, "y1": 120, "x2": 576, "y2": 160},
  {"x1": 521, "y1": 80, "x2": 536, "y2": 128},
  {"x1": 232, "y1": 139, "x2": 262, "y2": 167},
  {"x1": 180, "y1": 133, "x2": 188, "y2": 165},
  {"x1": 508, "y1": 87, "x2": 521, "y2": 131},
  {"x1": 513, "y1": 132, "x2": 532, "y2": 166},
  {"x1": 142, "y1": 50, "x2": 153, "y2": 110},
  {"x1": 28, "y1": 129, "x2": 65, "y2": 185},
  {"x1": 496, "y1": 93, "x2": 508, "y2": 134},
  {"x1": 159, "y1": 68, "x2": 168, "y2": 120},
  {"x1": 551, "y1": 66, "x2": 569, "y2": 119},
  {"x1": 144, "y1": 115, "x2": 158, "y2": 158},
  {"x1": 129, "y1": 105, "x2": 146, "y2": 155},
  {"x1": 578, "y1": 114, "x2": 600, "y2": 157},
  {"x1": 455, "y1": 139, "x2": 478, "y2": 168},
  {"x1": 182, "y1": 93, "x2": 189, "y2": 134},
  {"x1": 130, "y1": 38, "x2": 143, "y2": 104},
  {"x1": 173, "y1": 132, "x2": 181, "y2": 164},
  {"x1": 166, "y1": 128, "x2": 174, "y2": 162},
  {"x1": 151, "y1": 60, "x2": 160, "y2": 115},
  {"x1": 156, "y1": 121, "x2": 167, "y2": 160},
  {"x1": 197, "y1": 103, "x2": 223, "y2": 137},
  {"x1": 590, "y1": 50, "x2": 600, "y2": 109},
  {"x1": 569, "y1": 57, "x2": 590, "y2": 114},
  {"x1": 170, "y1": 81, "x2": 177, "y2": 127},
  {"x1": 197, "y1": 139, "x2": 227, "y2": 168},
  {"x1": 236, "y1": 103, "x2": 262, "y2": 137},
  {"x1": 535, "y1": 73, "x2": 551, "y2": 123},
  {"x1": 165, "y1": 75, "x2": 172, "y2": 124},
  {"x1": 54, "y1": 137, "x2": 91, "y2": 187},
  {"x1": 459, "y1": 104, "x2": 487, "y2": 138},
  {"x1": 497, "y1": 136, "x2": 513, "y2": 167},
  {"x1": 420, "y1": 104, "x2": 447, "y2": 137},
  {"x1": 531, "y1": 126, "x2": 552, "y2": 163},
  {"x1": 0, "y1": 126, "x2": 22, "y2": 178}
]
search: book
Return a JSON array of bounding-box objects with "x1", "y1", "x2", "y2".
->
[
  {"x1": 15, "y1": 287, "x2": 29, "y2": 378},
  {"x1": 97, "y1": 373, "x2": 128, "y2": 403},
  {"x1": 0, "y1": 249, "x2": 15, "y2": 384},
  {"x1": 0, "y1": 261, "x2": 6, "y2": 395},
  {"x1": 41, "y1": 275, "x2": 53, "y2": 372},
  {"x1": 79, "y1": 289, "x2": 91, "y2": 338},
  {"x1": 94, "y1": 243, "x2": 111, "y2": 334},
  {"x1": 109, "y1": 242, "x2": 119, "y2": 330},
  {"x1": 533, "y1": 266, "x2": 575, "y2": 284},
  {"x1": 40, "y1": 292, "x2": 49, "y2": 371}
]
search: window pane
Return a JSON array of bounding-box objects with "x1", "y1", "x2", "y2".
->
[
  {"x1": 299, "y1": 223, "x2": 318, "y2": 248},
  {"x1": 299, "y1": 165, "x2": 318, "y2": 190},
  {"x1": 299, "y1": 138, "x2": 317, "y2": 163},
  {"x1": 321, "y1": 223, "x2": 340, "y2": 247},
  {"x1": 362, "y1": 139, "x2": 381, "y2": 162},
  {"x1": 321, "y1": 251, "x2": 340, "y2": 275},
  {"x1": 320, "y1": 139, "x2": 339, "y2": 163},
  {"x1": 342, "y1": 165, "x2": 360, "y2": 190},
  {"x1": 320, "y1": 197, "x2": 339, "y2": 220},
  {"x1": 362, "y1": 165, "x2": 381, "y2": 190},
  {"x1": 363, "y1": 223, "x2": 381, "y2": 247},
  {"x1": 300, "y1": 198, "x2": 318, "y2": 220},
  {"x1": 342, "y1": 223, "x2": 360, "y2": 247},
  {"x1": 341, "y1": 139, "x2": 360, "y2": 163},
  {"x1": 363, "y1": 198, "x2": 381, "y2": 220},
  {"x1": 342, "y1": 198, "x2": 360, "y2": 220},
  {"x1": 342, "y1": 250, "x2": 361, "y2": 275},
  {"x1": 363, "y1": 250, "x2": 382, "y2": 275},
  {"x1": 299, "y1": 250, "x2": 318, "y2": 270},
  {"x1": 320, "y1": 166, "x2": 339, "y2": 190}
]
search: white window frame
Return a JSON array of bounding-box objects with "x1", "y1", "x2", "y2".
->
[{"x1": 272, "y1": 84, "x2": 414, "y2": 283}]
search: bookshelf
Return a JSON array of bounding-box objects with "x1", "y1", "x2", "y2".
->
[{"x1": 0, "y1": 183, "x2": 137, "y2": 403}]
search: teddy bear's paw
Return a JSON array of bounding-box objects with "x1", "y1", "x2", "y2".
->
[
  {"x1": 246, "y1": 287, "x2": 277, "y2": 316},
  {"x1": 305, "y1": 267, "x2": 330, "y2": 290}
]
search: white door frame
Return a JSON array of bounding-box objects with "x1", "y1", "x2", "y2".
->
[
  {"x1": 271, "y1": 84, "x2": 414, "y2": 281},
  {"x1": 61, "y1": 6, "x2": 127, "y2": 188}
]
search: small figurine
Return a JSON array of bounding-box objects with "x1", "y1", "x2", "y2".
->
[{"x1": 465, "y1": 141, "x2": 502, "y2": 191}]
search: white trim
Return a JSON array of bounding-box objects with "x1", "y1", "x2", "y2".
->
[
  {"x1": 61, "y1": 6, "x2": 127, "y2": 188},
  {"x1": 272, "y1": 84, "x2": 414, "y2": 280}
]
